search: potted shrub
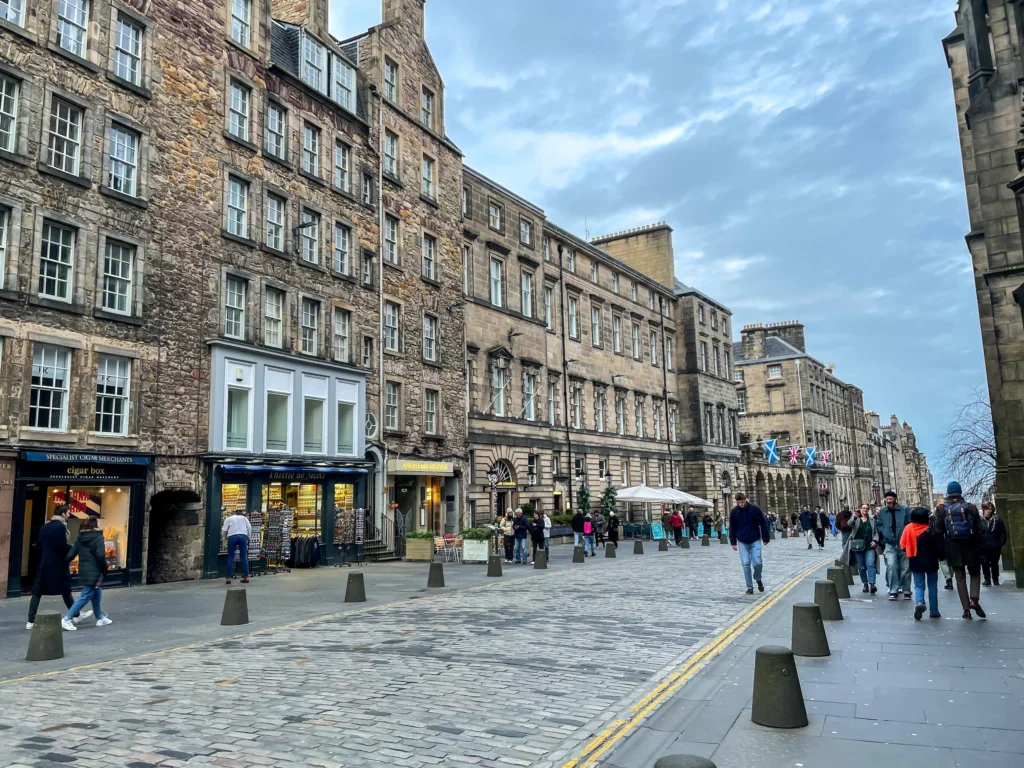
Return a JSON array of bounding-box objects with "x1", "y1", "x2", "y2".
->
[
  {"x1": 461, "y1": 527, "x2": 492, "y2": 563},
  {"x1": 405, "y1": 530, "x2": 435, "y2": 561}
]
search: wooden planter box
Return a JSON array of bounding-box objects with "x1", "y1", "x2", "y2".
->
[
  {"x1": 462, "y1": 539, "x2": 490, "y2": 563},
  {"x1": 405, "y1": 538, "x2": 435, "y2": 562}
]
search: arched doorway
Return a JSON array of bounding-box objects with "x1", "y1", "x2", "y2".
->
[
  {"x1": 147, "y1": 488, "x2": 203, "y2": 585},
  {"x1": 487, "y1": 459, "x2": 518, "y2": 520}
]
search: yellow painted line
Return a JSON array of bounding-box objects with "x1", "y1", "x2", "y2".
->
[
  {"x1": 561, "y1": 556, "x2": 830, "y2": 768},
  {"x1": 214, "y1": 679, "x2": 238, "y2": 686},
  {"x1": 0, "y1": 549, "x2": 639, "y2": 688}
]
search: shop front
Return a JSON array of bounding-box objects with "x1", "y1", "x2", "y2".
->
[
  {"x1": 204, "y1": 462, "x2": 369, "y2": 577},
  {"x1": 6, "y1": 451, "x2": 149, "y2": 597},
  {"x1": 387, "y1": 459, "x2": 460, "y2": 535}
]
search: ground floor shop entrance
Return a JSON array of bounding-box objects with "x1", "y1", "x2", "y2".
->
[
  {"x1": 6, "y1": 451, "x2": 149, "y2": 597},
  {"x1": 387, "y1": 459, "x2": 459, "y2": 535}
]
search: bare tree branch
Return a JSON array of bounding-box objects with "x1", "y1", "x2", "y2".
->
[{"x1": 939, "y1": 385, "x2": 997, "y2": 501}]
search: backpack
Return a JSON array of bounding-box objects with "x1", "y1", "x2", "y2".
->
[
  {"x1": 946, "y1": 502, "x2": 974, "y2": 540},
  {"x1": 584, "y1": 521, "x2": 593, "y2": 534}
]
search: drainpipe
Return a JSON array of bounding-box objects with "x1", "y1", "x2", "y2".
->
[
  {"x1": 371, "y1": 81, "x2": 387, "y2": 526},
  {"x1": 658, "y1": 296, "x2": 675, "y2": 488},
  {"x1": 557, "y1": 244, "x2": 575, "y2": 511}
]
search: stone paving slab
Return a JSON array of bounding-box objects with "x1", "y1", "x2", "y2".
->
[{"x1": 0, "y1": 536, "x2": 826, "y2": 768}]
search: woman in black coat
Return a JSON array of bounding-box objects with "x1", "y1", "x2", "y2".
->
[
  {"x1": 607, "y1": 512, "x2": 620, "y2": 548},
  {"x1": 26, "y1": 506, "x2": 83, "y2": 629},
  {"x1": 980, "y1": 501, "x2": 1008, "y2": 586}
]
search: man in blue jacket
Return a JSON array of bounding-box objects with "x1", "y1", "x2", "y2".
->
[
  {"x1": 799, "y1": 506, "x2": 814, "y2": 550},
  {"x1": 730, "y1": 492, "x2": 771, "y2": 595},
  {"x1": 877, "y1": 491, "x2": 912, "y2": 599}
]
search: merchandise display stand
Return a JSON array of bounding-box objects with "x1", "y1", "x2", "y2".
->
[
  {"x1": 262, "y1": 504, "x2": 292, "y2": 574},
  {"x1": 333, "y1": 507, "x2": 366, "y2": 567}
]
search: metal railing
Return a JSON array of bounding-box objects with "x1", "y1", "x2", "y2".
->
[{"x1": 364, "y1": 510, "x2": 405, "y2": 561}]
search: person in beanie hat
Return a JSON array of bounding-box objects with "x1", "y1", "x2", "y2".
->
[
  {"x1": 980, "y1": 501, "x2": 1007, "y2": 586},
  {"x1": 934, "y1": 481, "x2": 987, "y2": 619},
  {"x1": 900, "y1": 507, "x2": 943, "y2": 620}
]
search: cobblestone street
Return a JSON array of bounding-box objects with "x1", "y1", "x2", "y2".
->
[{"x1": 0, "y1": 539, "x2": 832, "y2": 768}]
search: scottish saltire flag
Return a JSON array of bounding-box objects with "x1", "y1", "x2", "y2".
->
[
  {"x1": 805, "y1": 447, "x2": 816, "y2": 467},
  {"x1": 821, "y1": 450, "x2": 832, "y2": 464},
  {"x1": 765, "y1": 439, "x2": 780, "y2": 464},
  {"x1": 788, "y1": 446, "x2": 800, "y2": 466}
]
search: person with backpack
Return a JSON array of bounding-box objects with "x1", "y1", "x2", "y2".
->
[
  {"x1": 62, "y1": 516, "x2": 112, "y2": 631},
  {"x1": 901, "y1": 507, "x2": 944, "y2": 620},
  {"x1": 840, "y1": 503, "x2": 879, "y2": 593},
  {"x1": 582, "y1": 512, "x2": 597, "y2": 556},
  {"x1": 877, "y1": 491, "x2": 913, "y2": 600},
  {"x1": 980, "y1": 501, "x2": 1007, "y2": 587},
  {"x1": 932, "y1": 504, "x2": 955, "y2": 590},
  {"x1": 669, "y1": 510, "x2": 684, "y2": 546},
  {"x1": 934, "y1": 482, "x2": 987, "y2": 619}
]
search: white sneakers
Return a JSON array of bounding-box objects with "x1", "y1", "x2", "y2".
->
[
  {"x1": 25, "y1": 622, "x2": 34, "y2": 630},
  {"x1": 72, "y1": 610, "x2": 94, "y2": 624},
  {"x1": 61, "y1": 614, "x2": 112, "y2": 630},
  {"x1": 61, "y1": 618, "x2": 76, "y2": 631},
  {"x1": 96, "y1": 617, "x2": 112, "y2": 627}
]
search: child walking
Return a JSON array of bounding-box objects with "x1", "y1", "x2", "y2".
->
[{"x1": 900, "y1": 507, "x2": 944, "y2": 621}]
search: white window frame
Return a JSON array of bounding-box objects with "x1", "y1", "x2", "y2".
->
[
  {"x1": 333, "y1": 307, "x2": 350, "y2": 363},
  {"x1": 422, "y1": 233, "x2": 436, "y2": 281},
  {"x1": 47, "y1": 97, "x2": 82, "y2": 176},
  {"x1": 113, "y1": 12, "x2": 142, "y2": 85},
  {"x1": 0, "y1": 74, "x2": 18, "y2": 153},
  {"x1": 384, "y1": 214, "x2": 399, "y2": 264},
  {"x1": 264, "y1": 286, "x2": 283, "y2": 348},
  {"x1": 568, "y1": 296, "x2": 578, "y2": 339},
  {"x1": 265, "y1": 193, "x2": 285, "y2": 252},
  {"x1": 520, "y1": 218, "x2": 532, "y2": 246},
  {"x1": 384, "y1": 58, "x2": 398, "y2": 103},
  {"x1": 108, "y1": 123, "x2": 138, "y2": 196},
  {"x1": 650, "y1": 330, "x2": 658, "y2": 366},
  {"x1": 768, "y1": 364, "x2": 782, "y2": 379},
  {"x1": 228, "y1": 80, "x2": 250, "y2": 141},
  {"x1": 0, "y1": 206, "x2": 8, "y2": 290},
  {"x1": 302, "y1": 122, "x2": 320, "y2": 176},
  {"x1": 333, "y1": 222, "x2": 351, "y2": 275},
  {"x1": 0, "y1": 0, "x2": 25, "y2": 27},
  {"x1": 264, "y1": 372, "x2": 292, "y2": 453},
  {"x1": 666, "y1": 339, "x2": 674, "y2": 370},
  {"x1": 631, "y1": 323, "x2": 640, "y2": 359},
  {"x1": 630, "y1": 282, "x2": 638, "y2": 301},
  {"x1": 737, "y1": 391, "x2": 747, "y2": 415},
  {"x1": 224, "y1": 275, "x2": 246, "y2": 339},
  {"x1": 302, "y1": 33, "x2": 327, "y2": 94},
  {"x1": 613, "y1": 315, "x2": 621, "y2": 353},
  {"x1": 421, "y1": 155, "x2": 435, "y2": 199},
  {"x1": 566, "y1": 249, "x2": 575, "y2": 273},
  {"x1": 595, "y1": 391, "x2": 604, "y2": 433},
  {"x1": 302, "y1": 393, "x2": 326, "y2": 454},
  {"x1": 95, "y1": 354, "x2": 131, "y2": 436},
  {"x1": 489, "y1": 203, "x2": 502, "y2": 230},
  {"x1": 611, "y1": 272, "x2": 619, "y2": 294},
  {"x1": 636, "y1": 400, "x2": 644, "y2": 438},
  {"x1": 616, "y1": 397, "x2": 625, "y2": 436},
  {"x1": 30, "y1": 345, "x2": 71, "y2": 432},
  {"x1": 424, "y1": 388, "x2": 439, "y2": 435},
  {"x1": 524, "y1": 374, "x2": 536, "y2": 421},
  {"x1": 384, "y1": 301, "x2": 400, "y2": 352},
  {"x1": 492, "y1": 367, "x2": 506, "y2": 417},
  {"x1": 461, "y1": 244, "x2": 470, "y2": 296},
  {"x1": 384, "y1": 130, "x2": 398, "y2": 177},
  {"x1": 230, "y1": 0, "x2": 251, "y2": 48},
  {"x1": 489, "y1": 258, "x2": 503, "y2": 307},
  {"x1": 521, "y1": 271, "x2": 532, "y2": 317},
  {"x1": 591, "y1": 305, "x2": 602, "y2": 347},
  {"x1": 227, "y1": 175, "x2": 249, "y2": 238},
  {"x1": 300, "y1": 297, "x2": 319, "y2": 355},
  {"x1": 423, "y1": 314, "x2": 438, "y2": 362},
  {"x1": 421, "y1": 87, "x2": 434, "y2": 129},
  {"x1": 700, "y1": 342, "x2": 709, "y2": 372},
  {"x1": 39, "y1": 220, "x2": 75, "y2": 302},
  {"x1": 101, "y1": 239, "x2": 134, "y2": 315},
  {"x1": 266, "y1": 103, "x2": 286, "y2": 159},
  {"x1": 333, "y1": 140, "x2": 350, "y2": 192},
  {"x1": 300, "y1": 208, "x2": 319, "y2": 264},
  {"x1": 571, "y1": 386, "x2": 580, "y2": 429},
  {"x1": 544, "y1": 286, "x2": 553, "y2": 330},
  {"x1": 547, "y1": 382, "x2": 556, "y2": 426},
  {"x1": 333, "y1": 55, "x2": 356, "y2": 112},
  {"x1": 224, "y1": 362, "x2": 254, "y2": 451},
  {"x1": 385, "y1": 381, "x2": 400, "y2": 430},
  {"x1": 57, "y1": 0, "x2": 89, "y2": 58}
]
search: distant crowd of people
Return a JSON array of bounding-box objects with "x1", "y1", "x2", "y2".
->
[
  {"x1": 495, "y1": 507, "x2": 623, "y2": 565},
  {"x1": 725, "y1": 483, "x2": 1009, "y2": 620}
]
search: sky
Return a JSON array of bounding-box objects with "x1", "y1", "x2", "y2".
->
[{"x1": 330, "y1": 0, "x2": 981, "y2": 489}]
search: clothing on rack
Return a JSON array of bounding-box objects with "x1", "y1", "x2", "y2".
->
[{"x1": 289, "y1": 535, "x2": 320, "y2": 568}]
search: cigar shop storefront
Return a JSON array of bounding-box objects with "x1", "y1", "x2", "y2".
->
[{"x1": 6, "y1": 451, "x2": 149, "y2": 597}]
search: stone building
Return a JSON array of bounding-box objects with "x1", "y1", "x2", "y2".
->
[
  {"x1": 0, "y1": 0, "x2": 468, "y2": 596},
  {"x1": 880, "y1": 416, "x2": 933, "y2": 509},
  {"x1": 734, "y1": 322, "x2": 874, "y2": 516},
  {"x1": 944, "y1": 0, "x2": 1023, "y2": 585}
]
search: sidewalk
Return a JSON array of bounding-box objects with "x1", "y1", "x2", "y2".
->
[
  {"x1": 0, "y1": 540, "x2": 636, "y2": 681},
  {"x1": 602, "y1": 548, "x2": 1024, "y2": 768}
]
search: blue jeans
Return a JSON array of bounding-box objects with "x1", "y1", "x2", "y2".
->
[
  {"x1": 514, "y1": 538, "x2": 529, "y2": 563},
  {"x1": 853, "y1": 548, "x2": 877, "y2": 585},
  {"x1": 737, "y1": 540, "x2": 763, "y2": 590},
  {"x1": 883, "y1": 546, "x2": 911, "y2": 594},
  {"x1": 227, "y1": 534, "x2": 250, "y2": 578},
  {"x1": 584, "y1": 534, "x2": 596, "y2": 555},
  {"x1": 574, "y1": 532, "x2": 584, "y2": 548},
  {"x1": 913, "y1": 570, "x2": 939, "y2": 616},
  {"x1": 65, "y1": 585, "x2": 105, "y2": 622}
]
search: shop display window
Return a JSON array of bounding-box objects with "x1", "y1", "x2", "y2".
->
[
  {"x1": 219, "y1": 482, "x2": 249, "y2": 553},
  {"x1": 263, "y1": 482, "x2": 322, "y2": 536},
  {"x1": 51, "y1": 485, "x2": 130, "y2": 573}
]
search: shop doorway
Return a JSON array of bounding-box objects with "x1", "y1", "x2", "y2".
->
[{"x1": 147, "y1": 489, "x2": 202, "y2": 585}]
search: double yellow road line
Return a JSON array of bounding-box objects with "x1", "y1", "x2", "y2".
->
[{"x1": 561, "y1": 557, "x2": 830, "y2": 768}]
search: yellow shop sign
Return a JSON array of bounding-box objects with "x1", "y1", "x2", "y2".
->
[{"x1": 388, "y1": 459, "x2": 455, "y2": 477}]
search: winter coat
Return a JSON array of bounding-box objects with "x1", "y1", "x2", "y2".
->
[
  {"x1": 33, "y1": 518, "x2": 73, "y2": 595},
  {"x1": 908, "y1": 526, "x2": 944, "y2": 574},
  {"x1": 571, "y1": 512, "x2": 585, "y2": 533},
  {"x1": 593, "y1": 512, "x2": 606, "y2": 534},
  {"x1": 669, "y1": 513, "x2": 684, "y2": 530},
  {"x1": 500, "y1": 517, "x2": 514, "y2": 537},
  {"x1": 816, "y1": 511, "x2": 829, "y2": 530},
  {"x1": 607, "y1": 515, "x2": 620, "y2": 532},
  {"x1": 729, "y1": 504, "x2": 769, "y2": 545},
  {"x1": 836, "y1": 510, "x2": 854, "y2": 533},
  {"x1": 512, "y1": 515, "x2": 530, "y2": 540},
  {"x1": 713, "y1": 515, "x2": 723, "y2": 533},
  {"x1": 876, "y1": 503, "x2": 911, "y2": 547},
  {"x1": 840, "y1": 516, "x2": 879, "y2": 566},
  {"x1": 67, "y1": 529, "x2": 108, "y2": 588},
  {"x1": 685, "y1": 511, "x2": 698, "y2": 527},
  {"x1": 982, "y1": 515, "x2": 1008, "y2": 551},
  {"x1": 530, "y1": 516, "x2": 546, "y2": 543},
  {"x1": 934, "y1": 498, "x2": 985, "y2": 569},
  {"x1": 799, "y1": 511, "x2": 813, "y2": 530}
]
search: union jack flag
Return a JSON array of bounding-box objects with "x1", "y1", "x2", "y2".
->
[
  {"x1": 788, "y1": 446, "x2": 800, "y2": 466},
  {"x1": 821, "y1": 450, "x2": 832, "y2": 464}
]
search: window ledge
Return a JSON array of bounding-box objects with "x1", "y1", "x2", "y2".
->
[
  {"x1": 383, "y1": 349, "x2": 403, "y2": 358},
  {"x1": 37, "y1": 162, "x2": 92, "y2": 189},
  {"x1": 0, "y1": 287, "x2": 21, "y2": 302},
  {"x1": 383, "y1": 259, "x2": 404, "y2": 274},
  {"x1": 221, "y1": 229, "x2": 259, "y2": 249},
  {"x1": 106, "y1": 72, "x2": 152, "y2": 100},
  {"x1": 47, "y1": 42, "x2": 101, "y2": 74},
  {"x1": 332, "y1": 271, "x2": 357, "y2": 285},
  {"x1": 299, "y1": 168, "x2": 326, "y2": 186},
  {"x1": 19, "y1": 428, "x2": 79, "y2": 444},
  {"x1": 259, "y1": 243, "x2": 292, "y2": 261},
  {"x1": 225, "y1": 35, "x2": 260, "y2": 63},
  {"x1": 263, "y1": 151, "x2": 293, "y2": 171},
  {"x1": 422, "y1": 359, "x2": 442, "y2": 369},
  {"x1": 419, "y1": 194, "x2": 439, "y2": 209},
  {"x1": 383, "y1": 171, "x2": 403, "y2": 189},
  {"x1": 0, "y1": 17, "x2": 32, "y2": 43},
  {"x1": 93, "y1": 307, "x2": 144, "y2": 326},
  {"x1": 384, "y1": 428, "x2": 409, "y2": 438},
  {"x1": 100, "y1": 185, "x2": 149, "y2": 209},
  {"x1": 0, "y1": 147, "x2": 28, "y2": 167},
  {"x1": 86, "y1": 433, "x2": 141, "y2": 448},
  {"x1": 224, "y1": 130, "x2": 259, "y2": 153},
  {"x1": 421, "y1": 274, "x2": 441, "y2": 289},
  {"x1": 296, "y1": 257, "x2": 328, "y2": 274},
  {"x1": 424, "y1": 433, "x2": 444, "y2": 442},
  {"x1": 29, "y1": 296, "x2": 86, "y2": 315}
]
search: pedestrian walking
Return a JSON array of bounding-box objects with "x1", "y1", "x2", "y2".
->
[
  {"x1": 814, "y1": 507, "x2": 828, "y2": 549},
  {"x1": 669, "y1": 510, "x2": 684, "y2": 546},
  {"x1": 934, "y1": 482, "x2": 987, "y2": 619},
  {"x1": 541, "y1": 509, "x2": 552, "y2": 560},
  {"x1": 841, "y1": 504, "x2": 879, "y2": 593},
  {"x1": 583, "y1": 513, "x2": 597, "y2": 556},
  {"x1": 837, "y1": 505, "x2": 855, "y2": 547},
  {"x1": 501, "y1": 510, "x2": 515, "y2": 563},
  {"x1": 513, "y1": 508, "x2": 530, "y2": 564},
  {"x1": 790, "y1": 511, "x2": 798, "y2": 533},
  {"x1": 829, "y1": 511, "x2": 838, "y2": 538},
  {"x1": 877, "y1": 492, "x2": 912, "y2": 600},
  {"x1": 900, "y1": 507, "x2": 943, "y2": 621},
  {"x1": 62, "y1": 516, "x2": 112, "y2": 631},
  {"x1": 607, "y1": 511, "x2": 620, "y2": 548},
  {"x1": 729, "y1": 493, "x2": 770, "y2": 595},
  {"x1": 25, "y1": 505, "x2": 87, "y2": 630},
  {"x1": 701, "y1": 512, "x2": 713, "y2": 538},
  {"x1": 530, "y1": 510, "x2": 546, "y2": 562},
  {"x1": 686, "y1": 509, "x2": 699, "y2": 540},
  {"x1": 799, "y1": 506, "x2": 814, "y2": 549},
  {"x1": 571, "y1": 508, "x2": 585, "y2": 550},
  {"x1": 221, "y1": 507, "x2": 252, "y2": 585},
  {"x1": 980, "y1": 501, "x2": 1007, "y2": 586},
  {"x1": 931, "y1": 504, "x2": 955, "y2": 590},
  {"x1": 713, "y1": 512, "x2": 724, "y2": 538},
  {"x1": 593, "y1": 510, "x2": 607, "y2": 546}
]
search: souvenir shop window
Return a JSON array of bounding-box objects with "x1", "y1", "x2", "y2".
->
[
  {"x1": 52, "y1": 485, "x2": 130, "y2": 573},
  {"x1": 219, "y1": 482, "x2": 249, "y2": 553},
  {"x1": 264, "y1": 481, "x2": 322, "y2": 537}
]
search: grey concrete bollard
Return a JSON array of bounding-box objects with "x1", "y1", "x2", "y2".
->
[
  {"x1": 634, "y1": 539, "x2": 644, "y2": 555},
  {"x1": 573, "y1": 545, "x2": 586, "y2": 563},
  {"x1": 719, "y1": 533, "x2": 727, "y2": 543},
  {"x1": 834, "y1": 559, "x2": 842, "y2": 567},
  {"x1": 487, "y1": 555, "x2": 503, "y2": 577},
  {"x1": 813, "y1": 579, "x2": 844, "y2": 620},
  {"x1": 659, "y1": 538, "x2": 669, "y2": 552},
  {"x1": 534, "y1": 551, "x2": 547, "y2": 569},
  {"x1": 701, "y1": 535, "x2": 710, "y2": 547},
  {"x1": 751, "y1": 645, "x2": 809, "y2": 728},
  {"x1": 680, "y1": 537, "x2": 690, "y2": 549},
  {"x1": 344, "y1": 572, "x2": 366, "y2": 602},
  {"x1": 769, "y1": 529, "x2": 776, "y2": 540},
  {"x1": 26, "y1": 614, "x2": 64, "y2": 662},
  {"x1": 605, "y1": 542, "x2": 617, "y2": 558},
  {"x1": 781, "y1": 529, "x2": 788, "y2": 539},
  {"x1": 221, "y1": 588, "x2": 249, "y2": 626},
  {"x1": 653, "y1": 756, "x2": 718, "y2": 768},
  {"x1": 842, "y1": 563, "x2": 855, "y2": 586},
  {"x1": 428, "y1": 562, "x2": 445, "y2": 588},
  {"x1": 826, "y1": 567, "x2": 851, "y2": 599},
  {"x1": 791, "y1": 602, "x2": 830, "y2": 657}
]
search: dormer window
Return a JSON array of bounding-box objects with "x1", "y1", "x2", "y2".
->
[{"x1": 302, "y1": 33, "x2": 327, "y2": 95}]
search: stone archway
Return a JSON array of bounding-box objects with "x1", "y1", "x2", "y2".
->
[
  {"x1": 488, "y1": 459, "x2": 519, "y2": 517},
  {"x1": 147, "y1": 488, "x2": 203, "y2": 585},
  {"x1": 784, "y1": 475, "x2": 795, "y2": 520},
  {"x1": 767, "y1": 475, "x2": 778, "y2": 517},
  {"x1": 798, "y1": 474, "x2": 810, "y2": 510}
]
